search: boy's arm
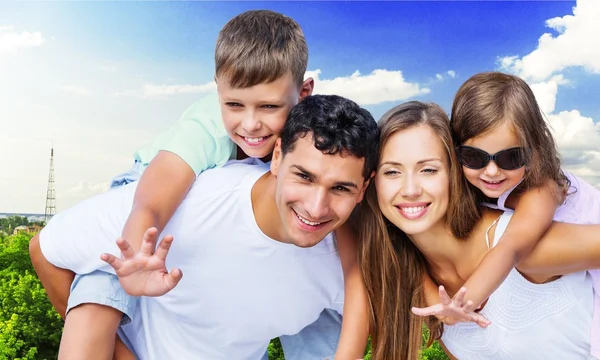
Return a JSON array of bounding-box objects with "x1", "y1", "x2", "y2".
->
[
  {"x1": 122, "y1": 150, "x2": 195, "y2": 252},
  {"x1": 459, "y1": 180, "x2": 558, "y2": 310},
  {"x1": 334, "y1": 222, "x2": 370, "y2": 360}
]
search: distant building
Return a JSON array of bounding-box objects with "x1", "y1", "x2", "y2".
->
[
  {"x1": 13, "y1": 226, "x2": 28, "y2": 235},
  {"x1": 13, "y1": 225, "x2": 42, "y2": 235}
]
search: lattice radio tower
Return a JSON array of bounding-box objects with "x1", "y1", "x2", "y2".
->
[{"x1": 44, "y1": 145, "x2": 56, "y2": 222}]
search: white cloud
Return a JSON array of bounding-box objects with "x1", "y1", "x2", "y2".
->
[
  {"x1": 60, "y1": 181, "x2": 111, "y2": 211},
  {"x1": 498, "y1": 0, "x2": 600, "y2": 81},
  {"x1": 114, "y1": 68, "x2": 430, "y2": 106},
  {"x1": 114, "y1": 82, "x2": 216, "y2": 99},
  {"x1": 436, "y1": 73, "x2": 444, "y2": 81},
  {"x1": 307, "y1": 69, "x2": 430, "y2": 106},
  {"x1": 0, "y1": 27, "x2": 44, "y2": 57},
  {"x1": 447, "y1": 70, "x2": 456, "y2": 78},
  {"x1": 61, "y1": 85, "x2": 90, "y2": 96},
  {"x1": 547, "y1": 110, "x2": 600, "y2": 152}
]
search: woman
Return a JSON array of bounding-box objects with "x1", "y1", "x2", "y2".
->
[{"x1": 359, "y1": 101, "x2": 599, "y2": 359}]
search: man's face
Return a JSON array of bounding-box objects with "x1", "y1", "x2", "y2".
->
[
  {"x1": 270, "y1": 135, "x2": 369, "y2": 248},
  {"x1": 216, "y1": 73, "x2": 314, "y2": 159}
]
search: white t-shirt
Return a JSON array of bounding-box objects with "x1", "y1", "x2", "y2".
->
[
  {"x1": 441, "y1": 212, "x2": 594, "y2": 360},
  {"x1": 40, "y1": 159, "x2": 345, "y2": 360}
]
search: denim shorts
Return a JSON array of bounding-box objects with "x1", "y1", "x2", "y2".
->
[{"x1": 66, "y1": 162, "x2": 142, "y2": 325}]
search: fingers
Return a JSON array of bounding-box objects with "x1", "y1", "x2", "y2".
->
[
  {"x1": 471, "y1": 313, "x2": 491, "y2": 328},
  {"x1": 140, "y1": 227, "x2": 159, "y2": 255},
  {"x1": 454, "y1": 287, "x2": 467, "y2": 304},
  {"x1": 116, "y1": 237, "x2": 136, "y2": 259},
  {"x1": 154, "y1": 235, "x2": 174, "y2": 261},
  {"x1": 100, "y1": 253, "x2": 123, "y2": 271},
  {"x1": 165, "y1": 267, "x2": 183, "y2": 291},
  {"x1": 439, "y1": 285, "x2": 452, "y2": 305},
  {"x1": 411, "y1": 304, "x2": 440, "y2": 317}
]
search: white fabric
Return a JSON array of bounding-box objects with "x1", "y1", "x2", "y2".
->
[
  {"x1": 40, "y1": 159, "x2": 345, "y2": 360},
  {"x1": 441, "y1": 212, "x2": 595, "y2": 360}
]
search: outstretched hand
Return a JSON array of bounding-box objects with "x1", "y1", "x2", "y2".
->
[
  {"x1": 412, "y1": 286, "x2": 491, "y2": 328},
  {"x1": 100, "y1": 227, "x2": 183, "y2": 297}
]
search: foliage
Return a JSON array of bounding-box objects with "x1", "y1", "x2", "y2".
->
[
  {"x1": 0, "y1": 233, "x2": 63, "y2": 360},
  {"x1": 0, "y1": 216, "x2": 30, "y2": 234}
]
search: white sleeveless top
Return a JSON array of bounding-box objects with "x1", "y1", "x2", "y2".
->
[{"x1": 441, "y1": 212, "x2": 595, "y2": 360}]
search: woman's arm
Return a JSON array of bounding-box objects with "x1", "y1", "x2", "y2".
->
[
  {"x1": 334, "y1": 222, "x2": 370, "y2": 360},
  {"x1": 518, "y1": 221, "x2": 600, "y2": 278},
  {"x1": 437, "y1": 340, "x2": 459, "y2": 360}
]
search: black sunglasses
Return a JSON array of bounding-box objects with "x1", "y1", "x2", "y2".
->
[{"x1": 456, "y1": 146, "x2": 529, "y2": 171}]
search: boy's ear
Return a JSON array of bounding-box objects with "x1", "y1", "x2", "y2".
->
[
  {"x1": 299, "y1": 77, "x2": 314, "y2": 100},
  {"x1": 270, "y1": 138, "x2": 284, "y2": 176}
]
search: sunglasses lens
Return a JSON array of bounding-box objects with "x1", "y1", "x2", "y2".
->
[
  {"x1": 458, "y1": 147, "x2": 488, "y2": 169},
  {"x1": 496, "y1": 148, "x2": 527, "y2": 170}
]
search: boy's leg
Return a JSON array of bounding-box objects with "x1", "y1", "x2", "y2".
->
[
  {"x1": 279, "y1": 309, "x2": 342, "y2": 360},
  {"x1": 59, "y1": 271, "x2": 138, "y2": 360}
]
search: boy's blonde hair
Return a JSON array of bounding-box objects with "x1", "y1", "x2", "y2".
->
[{"x1": 215, "y1": 10, "x2": 308, "y2": 88}]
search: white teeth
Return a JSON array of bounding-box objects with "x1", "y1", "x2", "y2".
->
[
  {"x1": 401, "y1": 206, "x2": 426, "y2": 214},
  {"x1": 296, "y1": 212, "x2": 322, "y2": 226},
  {"x1": 244, "y1": 137, "x2": 264, "y2": 143},
  {"x1": 486, "y1": 180, "x2": 502, "y2": 184}
]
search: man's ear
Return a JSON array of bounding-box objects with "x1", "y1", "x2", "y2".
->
[
  {"x1": 270, "y1": 138, "x2": 283, "y2": 176},
  {"x1": 299, "y1": 77, "x2": 314, "y2": 100},
  {"x1": 356, "y1": 170, "x2": 375, "y2": 203}
]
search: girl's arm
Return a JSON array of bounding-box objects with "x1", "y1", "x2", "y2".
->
[
  {"x1": 459, "y1": 180, "x2": 559, "y2": 310},
  {"x1": 334, "y1": 222, "x2": 370, "y2": 360}
]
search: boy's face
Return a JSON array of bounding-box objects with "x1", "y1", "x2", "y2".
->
[
  {"x1": 216, "y1": 73, "x2": 314, "y2": 159},
  {"x1": 270, "y1": 136, "x2": 369, "y2": 248}
]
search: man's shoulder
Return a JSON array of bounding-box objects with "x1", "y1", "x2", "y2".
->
[{"x1": 186, "y1": 159, "x2": 269, "y2": 200}]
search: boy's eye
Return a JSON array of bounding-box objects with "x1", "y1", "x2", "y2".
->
[
  {"x1": 261, "y1": 104, "x2": 280, "y2": 109},
  {"x1": 225, "y1": 102, "x2": 243, "y2": 108}
]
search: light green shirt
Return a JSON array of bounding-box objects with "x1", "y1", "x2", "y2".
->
[{"x1": 134, "y1": 93, "x2": 236, "y2": 175}]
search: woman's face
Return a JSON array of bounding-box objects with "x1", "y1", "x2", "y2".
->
[{"x1": 375, "y1": 125, "x2": 450, "y2": 236}]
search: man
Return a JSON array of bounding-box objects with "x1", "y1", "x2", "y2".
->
[{"x1": 30, "y1": 95, "x2": 379, "y2": 359}]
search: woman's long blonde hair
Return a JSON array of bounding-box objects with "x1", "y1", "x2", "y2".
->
[{"x1": 359, "y1": 101, "x2": 479, "y2": 359}]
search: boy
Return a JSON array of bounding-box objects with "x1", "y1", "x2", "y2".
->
[{"x1": 32, "y1": 10, "x2": 369, "y2": 360}]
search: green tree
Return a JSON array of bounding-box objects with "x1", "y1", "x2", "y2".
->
[{"x1": 0, "y1": 233, "x2": 62, "y2": 359}]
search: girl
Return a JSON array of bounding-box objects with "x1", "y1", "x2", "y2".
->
[
  {"x1": 413, "y1": 72, "x2": 600, "y2": 357},
  {"x1": 360, "y1": 100, "x2": 600, "y2": 359}
]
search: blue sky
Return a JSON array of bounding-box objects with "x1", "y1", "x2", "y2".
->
[{"x1": 1, "y1": 1, "x2": 599, "y2": 213}]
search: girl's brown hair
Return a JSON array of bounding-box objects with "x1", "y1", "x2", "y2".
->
[
  {"x1": 359, "y1": 101, "x2": 480, "y2": 359},
  {"x1": 451, "y1": 72, "x2": 568, "y2": 220}
]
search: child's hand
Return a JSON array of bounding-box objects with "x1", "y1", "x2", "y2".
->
[
  {"x1": 412, "y1": 286, "x2": 491, "y2": 328},
  {"x1": 100, "y1": 227, "x2": 183, "y2": 297}
]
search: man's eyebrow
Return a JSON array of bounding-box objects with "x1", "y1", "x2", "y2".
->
[{"x1": 291, "y1": 165, "x2": 358, "y2": 189}]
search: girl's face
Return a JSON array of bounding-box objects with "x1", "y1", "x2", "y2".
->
[
  {"x1": 375, "y1": 125, "x2": 450, "y2": 236},
  {"x1": 460, "y1": 122, "x2": 526, "y2": 199}
]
